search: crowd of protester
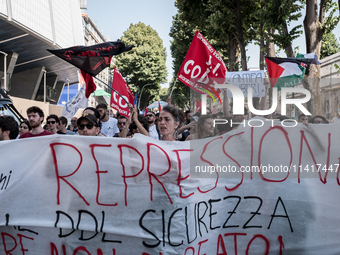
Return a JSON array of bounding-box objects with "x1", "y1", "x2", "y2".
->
[{"x1": 0, "y1": 96, "x2": 340, "y2": 142}]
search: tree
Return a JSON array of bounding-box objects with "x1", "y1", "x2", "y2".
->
[
  {"x1": 114, "y1": 22, "x2": 167, "y2": 109},
  {"x1": 320, "y1": 31, "x2": 340, "y2": 59},
  {"x1": 302, "y1": 0, "x2": 339, "y2": 114}
]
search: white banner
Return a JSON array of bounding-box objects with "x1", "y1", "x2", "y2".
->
[
  {"x1": 61, "y1": 85, "x2": 88, "y2": 120},
  {"x1": 226, "y1": 70, "x2": 265, "y2": 97},
  {"x1": 1, "y1": 121, "x2": 340, "y2": 254}
]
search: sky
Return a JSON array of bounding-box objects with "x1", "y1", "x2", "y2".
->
[{"x1": 85, "y1": 0, "x2": 340, "y2": 87}]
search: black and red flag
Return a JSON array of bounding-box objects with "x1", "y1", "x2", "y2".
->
[{"x1": 47, "y1": 41, "x2": 134, "y2": 77}]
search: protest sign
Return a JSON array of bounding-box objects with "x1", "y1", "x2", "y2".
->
[
  {"x1": 225, "y1": 70, "x2": 266, "y2": 97},
  {"x1": 1, "y1": 121, "x2": 340, "y2": 254}
]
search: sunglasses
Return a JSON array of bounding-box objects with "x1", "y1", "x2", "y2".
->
[
  {"x1": 118, "y1": 122, "x2": 126, "y2": 125},
  {"x1": 146, "y1": 114, "x2": 154, "y2": 117},
  {"x1": 78, "y1": 123, "x2": 96, "y2": 130},
  {"x1": 47, "y1": 121, "x2": 56, "y2": 124},
  {"x1": 71, "y1": 120, "x2": 77, "y2": 122}
]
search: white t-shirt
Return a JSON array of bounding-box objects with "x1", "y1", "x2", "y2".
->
[
  {"x1": 331, "y1": 116, "x2": 340, "y2": 123},
  {"x1": 148, "y1": 124, "x2": 159, "y2": 140},
  {"x1": 101, "y1": 118, "x2": 119, "y2": 137}
]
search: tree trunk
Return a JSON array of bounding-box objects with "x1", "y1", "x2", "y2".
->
[
  {"x1": 302, "y1": 0, "x2": 324, "y2": 115},
  {"x1": 266, "y1": 27, "x2": 276, "y2": 110},
  {"x1": 235, "y1": 0, "x2": 247, "y2": 71},
  {"x1": 228, "y1": 37, "x2": 237, "y2": 72}
]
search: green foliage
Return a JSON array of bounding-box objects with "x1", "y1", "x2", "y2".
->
[
  {"x1": 320, "y1": 31, "x2": 340, "y2": 59},
  {"x1": 335, "y1": 63, "x2": 340, "y2": 76},
  {"x1": 114, "y1": 22, "x2": 167, "y2": 109}
]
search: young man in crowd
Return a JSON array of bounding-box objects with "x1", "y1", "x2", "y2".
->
[
  {"x1": 0, "y1": 115, "x2": 19, "y2": 140},
  {"x1": 46, "y1": 114, "x2": 59, "y2": 134},
  {"x1": 19, "y1": 106, "x2": 54, "y2": 138},
  {"x1": 96, "y1": 103, "x2": 118, "y2": 137},
  {"x1": 145, "y1": 111, "x2": 160, "y2": 140},
  {"x1": 114, "y1": 115, "x2": 128, "y2": 137},
  {"x1": 67, "y1": 117, "x2": 78, "y2": 132},
  {"x1": 57, "y1": 116, "x2": 75, "y2": 135},
  {"x1": 77, "y1": 113, "x2": 101, "y2": 136}
]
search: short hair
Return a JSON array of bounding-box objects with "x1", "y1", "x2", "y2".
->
[
  {"x1": 298, "y1": 114, "x2": 307, "y2": 121},
  {"x1": 59, "y1": 116, "x2": 68, "y2": 126},
  {"x1": 27, "y1": 106, "x2": 44, "y2": 119},
  {"x1": 47, "y1": 114, "x2": 59, "y2": 122},
  {"x1": 162, "y1": 106, "x2": 182, "y2": 123},
  {"x1": 216, "y1": 116, "x2": 232, "y2": 134},
  {"x1": 0, "y1": 115, "x2": 19, "y2": 139},
  {"x1": 147, "y1": 111, "x2": 155, "y2": 116},
  {"x1": 310, "y1": 115, "x2": 329, "y2": 124},
  {"x1": 84, "y1": 107, "x2": 100, "y2": 119},
  {"x1": 96, "y1": 103, "x2": 107, "y2": 110},
  {"x1": 118, "y1": 115, "x2": 127, "y2": 120}
]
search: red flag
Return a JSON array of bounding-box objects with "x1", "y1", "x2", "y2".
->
[
  {"x1": 110, "y1": 67, "x2": 135, "y2": 117},
  {"x1": 81, "y1": 70, "x2": 96, "y2": 98},
  {"x1": 177, "y1": 31, "x2": 227, "y2": 95},
  {"x1": 144, "y1": 106, "x2": 147, "y2": 116},
  {"x1": 158, "y1": 100, "x2": 162, "y2": 113},
  {"x1": 195, "y1": 99, "x2": 201, "y2": 113}
]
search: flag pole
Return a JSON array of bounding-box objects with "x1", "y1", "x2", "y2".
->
[
  {"x1": 93, "y1": 76, "x2": 129, "y2": 105},
  {"x1": 169, "y1": 78, "x2": 177, "y2": 98}
]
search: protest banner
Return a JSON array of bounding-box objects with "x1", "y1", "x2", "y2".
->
[
  {"x1": 225, "y1": 70, "x2": 266, "y2": 98},
  {"x1": 1, "y1": 120, "x2": 340, "y2": 254}
]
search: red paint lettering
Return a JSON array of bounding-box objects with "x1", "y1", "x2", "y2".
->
[
  {"x1": 245, "y1": 234, "x2": 270, "y2": 255},
  {"x1": 222, "y1": 132, "x2": 245, "y2": 191},
  {"x1": 198, "y1": 137, "x2": 222, "y2": 193},
  {"x1": 258, "y1": 127, "x2": 291, "y2": 182},
  {"x1": 90, "y1": 144, "x2": 117, "y2": 206},
  {"x1": 1, "y1": 232, "x2": 17, "y2": 255},
  {"x1": 50, "y1": 143, "x2": 88, "y2": 205},
  {"x1": 173, "y1": 149, "x2": 194, "y2": 198},
  {"x1": 224, "y1": 232, "x2": 247, "y2": 255},
  {"x1": 147, "y1": 143, "x2": 172, "y2": 204},
  {"x1": 17, "y1": 234, "x2": 33, "y2": 255},
  {"x1": 118, "y1": 144, "x2": 144, "y2": 206}
]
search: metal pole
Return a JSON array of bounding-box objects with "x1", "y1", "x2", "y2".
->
[
  {"x1": 43, "y1": 70, "x2": 47, "y2": 103},
  {"x1": 66, "y1": 79, "x2": 70, "y2": 102},
  {"x1": 0, "y1": 51, "x2": 8, "y2": 90},
  {"x1": 169, "y1": 78, "x2": 177, "y2": 98},
  {"x1": 138, "y1": 83, "x2": 154, "y2": 110},
  {"x1": 93, "y1": 76, "x2": 130, "y2": 106}
]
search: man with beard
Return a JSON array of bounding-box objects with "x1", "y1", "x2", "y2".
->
[
  {"x1": 0, "y1": 115, "x2": 19, "y2": 140},
  {"x1": 19, "y1": 106, "x2": 54, "y2": 139},
  {"x1": 145, "y1": 111, "x2": 160, "y2": 140},
  {"x1": 96, "y1": 103, "x2": 118, "y2": 137}
]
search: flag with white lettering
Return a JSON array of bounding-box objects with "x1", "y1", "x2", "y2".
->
[
  {"x1": 177, "y1": 31, "x2": 227, "y2": 95},
  {"x1": 110, "y1": 67, "x2": 134, "y2": 117}
]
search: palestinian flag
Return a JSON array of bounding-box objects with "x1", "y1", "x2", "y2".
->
[{"x1": 265, "y1": 55, "x2": 320, "y2": 90}]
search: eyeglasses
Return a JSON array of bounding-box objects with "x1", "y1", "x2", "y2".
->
[
  {"x1": 47, "y1": 121, "x2": 56, "y2": 124},
  {"x1": 71, "y1": 120, "x2": 77, "y2": 122},
  {"x1": 118, "y1": 122, "x2": 126, "y2": 125},
  {"x1": 146, "y1": 114, "x2": 154, "y2": 117},
  {"x1": 78, "y1": 123, "x2": 95, "y2": 130}
]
